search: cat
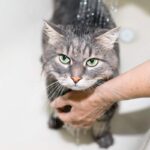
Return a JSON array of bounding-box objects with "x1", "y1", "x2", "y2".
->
[{"x1": 41, "y1": 0, "x2": 120, "y2": 148}]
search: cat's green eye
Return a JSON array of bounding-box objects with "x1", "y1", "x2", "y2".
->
[
  {"x1": 86, "y1": 58, "x2": 99, "y2": 67},
  {"x1": 59, "y1": 54, "x2": 70, "y2": 64}
]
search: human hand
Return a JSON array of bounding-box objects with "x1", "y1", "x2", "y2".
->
[{"x1": 51, "y1": 88, "x2": 114, "y2": 128}]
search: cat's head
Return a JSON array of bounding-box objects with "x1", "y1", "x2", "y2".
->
[{"x1": 42, "y1": 22, "x2": 120, "y2": 90}]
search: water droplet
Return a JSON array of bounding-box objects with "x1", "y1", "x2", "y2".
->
[
  {"x1": 111, "y1": 7, "x2": 118, "y2": 12},
  {"x1": 106, "y1": 18, "x2": 110, "y2": 22},
  {"x1": 77, "y1": 14, "x2": 80, "y2": 19},
  {"x1": 84, "y1": 1, "x2": 87, "y2": 5},
  {"x1": 88, "y1": 8, "x2": 91, "y2": 12},
  {"x1": 111, "y1": 0, "x2": 119, "y2": 12},
  {"x1": 81, "y1": 20, "x2": 85, "y2": 24}
]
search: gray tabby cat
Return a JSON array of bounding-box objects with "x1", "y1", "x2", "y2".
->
[{"x1": 41, "y1": 0, "x2": 120, "y2": 148}]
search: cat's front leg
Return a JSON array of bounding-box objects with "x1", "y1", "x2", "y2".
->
[
  {"x1": 92, "y1": 103, "x2": 117, "y2": 148},
  {"x1": 92, "y1": 121, "x2": 113, "y2": 148},
  {"x1": 46, "y1": 76, "x2": 71, "y2": 130},
  {"x1": 48, "y1": 110, "x2": 64, "y2": 129}
]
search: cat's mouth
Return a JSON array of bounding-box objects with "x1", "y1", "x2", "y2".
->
[
  {"x1": 61, "y1": 84, "x2": 91, "y2": 91},
  {"x1": 65, "y1": 79, "x2": 105, "y2": 91},
  {"x1": 70, "y1": 85, "x2": 86, "y2": 91},
  {"x1": 63, "y1": 82, "x2": 97, "y2": 91}
]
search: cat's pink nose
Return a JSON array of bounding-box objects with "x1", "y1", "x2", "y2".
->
[{"x1": 71, "y1": 76, "x2": 82, "y2": 84}]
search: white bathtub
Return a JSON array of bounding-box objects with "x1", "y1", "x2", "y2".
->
[{"x1": 0, "y1": 0, "x2": 149, "y2": 149}]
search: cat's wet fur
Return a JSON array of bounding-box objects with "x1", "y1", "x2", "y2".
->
[{"x1": 41, "y1": 0, "x2": 120, "y2": 148}]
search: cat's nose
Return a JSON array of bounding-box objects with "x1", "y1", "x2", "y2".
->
[{"x1": 71, "y1": 76, "x2": 82, "y2": 84}]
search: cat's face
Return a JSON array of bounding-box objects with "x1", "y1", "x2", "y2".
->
[{"x1": 42, "y1": 22, "x2": 120, "y2": 90}]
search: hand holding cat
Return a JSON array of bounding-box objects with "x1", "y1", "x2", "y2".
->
[{"x1": 51, "y1": 89, "x2": 114, "y2": 128}]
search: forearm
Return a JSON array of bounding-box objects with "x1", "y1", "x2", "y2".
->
[{"x1": 97, "y1": 60, "x2": 150, "y2": 102}]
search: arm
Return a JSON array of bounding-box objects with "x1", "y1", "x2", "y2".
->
[
  {"x1": 98, "y1": 60, "x2": 150, "y2": 102},
  {"x1": 51, "y1": 60, "x2": 150, "y2": 128}
]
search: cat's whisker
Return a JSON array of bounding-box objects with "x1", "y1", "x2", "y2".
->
[
  {"x1": 59, "y1": 87, "x2": 65, "y2": 96},
  {"x1": 48, "y1": 85, "x2": 59, "y2": 98},
  {"x1": 56, "y1": 85, "x2": 63, "y2": 97},
  {"x1": 53, "y1": 85, "x2": 65, "y2": 99},
  {"x1": 46, "y1": 81, "x2": 59, "y2": 89},
  {"x1": 48, "y1": 84, "x2": 62, "y2": 100},
  {"x1": 48, "y1": 83, "x2": 60, "y2": 99},
  {"x1": 47, "y1": 82, "x2": 59, "y2": 94}
]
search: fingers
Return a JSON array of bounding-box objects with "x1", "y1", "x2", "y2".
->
[
  {"x1": 69, "y1": 120, "x2": 94, "y2": 128},
  {"x1": 50, "y1": 95, "x2": 78, "y2": 109},
  {"x1": 50, "y1": 96, "x2": 70, "y2": 108},
  {"x1": 57, "y1": 112, "x2": 73, "y2": 123},
  {"x1": 49, "y1": 90, "x2": 96, "y2": 128},
  {"x1": 67, "y1": 123, "x2": 92, "y2": 129},
  {"x1": 57, "y1": 111, "x2": 94, "y2": 128}
]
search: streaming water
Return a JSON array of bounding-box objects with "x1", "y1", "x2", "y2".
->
[
  {"x1": 75, "y1": 129, "x2": 88, "y2": 150},
  {"x1": 75, "y1": 128, "x2": 81, "y2": 145},
  {"x1": 76, "y1": 0, "x2": 119, "y2": 28},
  {"x1": 64, "y1": 124, "x2": 89, "y2": 150}
]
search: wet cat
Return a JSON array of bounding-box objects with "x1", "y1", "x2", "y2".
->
[{"x1": 41, "y1": 0, "x2": 120, "y2": 148}]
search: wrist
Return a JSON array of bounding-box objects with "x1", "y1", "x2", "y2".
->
[
  {"x1": 95, "y1": 82, "x2": 119, "y2": 103},
  {"x1": 93, "y1": 84, "x2": 116, "y2": 109}
]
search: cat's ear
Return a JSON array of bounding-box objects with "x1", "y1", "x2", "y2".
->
[
  {"x1": 43, "y1": 21, "x2": 64, "y2": 45},
  {"x1": 95, "y1": 27, "x2": 120, "y2": 50}
]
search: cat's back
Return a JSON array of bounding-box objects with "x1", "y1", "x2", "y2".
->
[
  {"x1": 51, "y1": 0, "x2": 80, "y2": 25},
  {"x1": 51, "y1": 0, "x2": 116, "y2": 29}
]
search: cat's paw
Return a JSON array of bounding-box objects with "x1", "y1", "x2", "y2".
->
[
  {"x1": 48, "y1": 116, "x2": 64, "y2": 129},
  {"x1": 95, "y1": 132, "x2": 114, "y2": 148}
]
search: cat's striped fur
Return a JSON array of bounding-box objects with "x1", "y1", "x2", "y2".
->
[{"x1": 41, "y1": 0, "x2": 120, "y2": 148}]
